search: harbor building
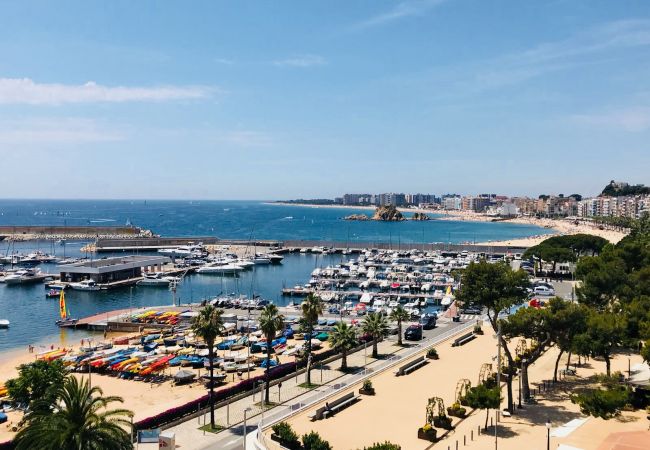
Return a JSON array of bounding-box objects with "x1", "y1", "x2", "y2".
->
[{"x1": 58, "y1": 255, "x2": 171, "y2": 284}]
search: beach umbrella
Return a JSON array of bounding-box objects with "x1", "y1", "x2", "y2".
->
[{"x1": 173, "y1": 369, "x2": 196, "y2": 384}]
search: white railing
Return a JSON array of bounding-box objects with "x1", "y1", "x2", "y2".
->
[{"x1": 250, "y1": 319, "x2": 479, "y2": 449}]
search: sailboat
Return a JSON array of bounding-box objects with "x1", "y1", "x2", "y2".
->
[{"x1": 55, "y1": 290, "x2": 78, "y2": 327}]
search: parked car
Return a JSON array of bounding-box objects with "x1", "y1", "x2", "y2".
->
[
  {"x1": 460, "y1": 307, "x2": 482, "y2": 315},
  {"x1": 404, "y1": 324, "x2": 423, "y2": 341},
  {"x1": 533, "y1": 286, "x2": 555, "y2": 296},
  {"x1": 419, "y1": 314, "x2": 437, "y2": 330}
]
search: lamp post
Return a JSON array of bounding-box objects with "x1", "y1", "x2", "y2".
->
[
  {"x1": 243, "y1": 407, "x2": 252, "y2": 450},
  {"x1": 545, "y1": 419, "x2": 551, "y2": 450}
]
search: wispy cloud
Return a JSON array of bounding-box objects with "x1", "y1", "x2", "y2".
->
[
  {"x1": 352, "y1": 0, "x2": 447, "y2": 30},
  {"x1": 571, "y1": 107, "x2": 650, "y2": 132},
  {"x1": 0, "y1": 78, "x2": 215, "y2": 105},
  {"x1": 0, "y1": 118, "x2": 125, "y2": 144},
  {"x1": 468, "y1": 19, "x2": 650, "y2": 91},
  {"x1": 273, "y1": 54, "x2": 327, "y2": 68}
]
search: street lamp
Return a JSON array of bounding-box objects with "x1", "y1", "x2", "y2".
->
[
  {"x1": 243, "y1": 407, "x2": 252, "y2": 450},
  {"x1": 545, "y1": 419, "x2": 551, "y2": 450}
]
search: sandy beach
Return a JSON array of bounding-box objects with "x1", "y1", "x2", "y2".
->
[
  {"x1": 272, "y1": 203, "x2": 629, "y2": 247},
  {"x1": 0, "y1": 329, "x2": 333, "y2": 444}
]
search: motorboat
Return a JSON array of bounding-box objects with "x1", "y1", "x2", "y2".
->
[
  {"x1": 0, "y1": 320, "x2": 9, "y2": 328},
  {"x1": 252, "y1": 255, "x2": 271, "y2": 265},
  {"x1": 157, "y1": 243, "x2": 203, "y2": 259},
  {"x1": 4, "y1": 269, "x2": 41, "y2": 285},
  {"x1": 69, "y1": 279, "x2": 100, "y2": 291},
  {"x1": 137, "y1": 273, "x2": 171, "y2": 287},
  {"x1": 268, "y1": 254, "x2": 284, "y2": 263},
  {"x1": 197, "y1": 263, "x2": 243, "y2": 275}
]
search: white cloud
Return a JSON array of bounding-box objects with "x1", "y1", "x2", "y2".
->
[
  {"x1": 273, "y1": 54, "x2": 327, "y2": 68},
  {"x1": 0, "y1": 118, "x2": 125, "y2": 144},
  {"x1": 352, "y1": 0, "x2": 447, "y2": 30},
  {"x1": 0, "y1": 78, "x2": 214, "y2": 105},
  {"x1": 571, "y1": 107, "x2": 650, "y2": 132}
]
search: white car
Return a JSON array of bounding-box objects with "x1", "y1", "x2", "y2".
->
[{"x1": 533, "y1": 286, "x2": 555, "y2": 296}]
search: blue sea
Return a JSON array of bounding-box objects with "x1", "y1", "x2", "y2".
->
[
  {"x1": 0, "y1": 200, "x2": 552, "y2": 352},
  {"x1": 0, "y1": 199, "x2": 551, "y2": 244}
]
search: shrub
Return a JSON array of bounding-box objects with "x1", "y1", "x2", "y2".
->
[
  {"x1": 363, "y1": 441, "x2": 401, "y2": 450},
  {"x1": 362, "y1": 379, "x2": 373, "y2": 390},
  {"x1": 473, "y1": 324, "x2": 483, "y2": 334},
  {"x1": 426, "y1": 348, "x2": 438, "y2": 359},
  {"x1": 571, "y1": 387, "x2": 631, "y2": 419},
  {"x1": 271, "y1": 422, "x2": 300, "y2": 449},
  {"x1": 302, "y1": 431, "x2": 332, "y2": 450}
]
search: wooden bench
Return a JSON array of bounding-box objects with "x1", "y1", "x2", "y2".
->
[
  {"x1": 452, "y1": 332, "x2": 475, "y2": 347},
  {"x1": 394, "y1": 356, "x2": 428, "y2": 376},
  {"x1": 308, "y1": 392, "x2": 360, "y2": 420}
]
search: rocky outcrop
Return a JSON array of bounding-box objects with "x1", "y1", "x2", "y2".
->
[
  {"x1": 372, "y1": 205, "x2": 405, "y2": 221},
  {"x1": 411, "y1": 212, "x2": 430, "y2": 221},
  {"x1": 344, "y1": 214, "x2": 370, "y2": 221}
]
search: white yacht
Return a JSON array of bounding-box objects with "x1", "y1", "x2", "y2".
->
[
  {"x1": 69, "y1": 279, "x2": 100, "y2": 291},
  {"x1": 0, "y1": 319, "x2": 9, "y2": 328},
  {"x1": 252, "y1": 255, "x2": 271, "y2": 265},
  {"x1": 157, "y1": 243, "x2": 203, "y2": 259},
  {"x1": 137, "y1": 273, "x2": 171, "y2": 286},
  {"x1": 268, "y1": 254, "x2": 284, "y2": 263},
  {"x1": 197, "y1": 263, "x2": 243, "y2": 275},
  {"x1": 3, "y1": 269, "x2": 40, "y2": 285}
]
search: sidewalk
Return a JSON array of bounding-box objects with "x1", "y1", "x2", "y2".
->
[{"x1": 139, "y1": 318, "x2": 471, "y2": 449}]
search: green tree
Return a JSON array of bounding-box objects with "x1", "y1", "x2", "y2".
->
[
  {"x1": 259, "y1": 303, "x2": 284, "y2": 405},
  {"x1": 546, "y1": 299, "x2": 588, "y2": 381},
  {"x1": 191, "y1": 305, "x2": 224, "y2": 429},
  {"x1": 14, "y1": 376, "x2": 133, "y2": 450},
  {"x1": 6, "y1": 359, "x2": 68, "y2": 410},
  {"x1": 576, "y1": 252, "x2": 628, "y2": 310},
  {"x1": 389, "y1": 305, "x2": 410, "y2": 346},
  {"x1": 571, "y1": 387, "x2": 630, "y2": 419},
  {"x1": 329, "y1": 322, "x2": 357, "y2": 371},
  {"x1": 502, "y1": 305, "x2": 551, "y2": 400},
  {"x1": 301, "y1": 294, "x2": 324, "y2": 386},
  {"x1": 576, "y1": 311, "x2": 626, "y2": 376},
  {"x1": 302, "y1": 431, "x2": 332, "y2": 450},
  {"x1": 463, "y1": 383, "x2": 501, "y2": 430},
  {"x1": 362, "y1": 313, "x2": 390, "y2": 358},
  {"x1": 455, "y1": 260, "x2": 530, "y2": 412}
]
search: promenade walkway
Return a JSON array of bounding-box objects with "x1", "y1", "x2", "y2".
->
[{"x1": 138, "y1": 317, "x2": 474, "y2": 449}]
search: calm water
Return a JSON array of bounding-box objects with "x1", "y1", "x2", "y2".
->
[
  {"x1": 0, "y1": 199, "x2": 551, "y2": 244},
  {"x1": 0, "y1": 200, "x2": 552, "y2": 352}
]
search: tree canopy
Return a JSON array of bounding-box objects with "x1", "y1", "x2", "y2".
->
[{"x1": 6, "y1": 359, "x2": 67, "y2": 409}]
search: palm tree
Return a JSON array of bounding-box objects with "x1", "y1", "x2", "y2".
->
[
  {"x1": 14, "y1": 376, "x2": 133, "y2": 450},
  {"x1": 191, "y1": 305, "x2": 224, "y2": 429},
  {"x1": 329, "y1": 322, "x2": 357, "y2": 371},
  {"x1": 390, "y1": 305, "x2": 410, "y2": 346},
  {"x1": 301, "y1": 293, "x2": 323, "y2": 385},
  {"x1": 259, "y1": 304, "x2": 284, "y2": 405},
  {"x1": 362, "y1": 313, "x2": 389, "y2": 358}
]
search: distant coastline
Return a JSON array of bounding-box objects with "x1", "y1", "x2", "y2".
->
[{"x1": 269, "y1": 202, "x2": 628, "y2": 247}]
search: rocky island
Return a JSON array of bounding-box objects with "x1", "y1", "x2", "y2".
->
[
  {"x1": 411, "y1": 212, "x2": 430, "y2": 221},
  {"x1": 344, "y1": 205, "x2": 405, "y2": 221}
]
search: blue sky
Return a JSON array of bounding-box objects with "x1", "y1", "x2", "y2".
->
[{"x1": 0, "y1": 0, "x2": 649, "y2": 199}]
